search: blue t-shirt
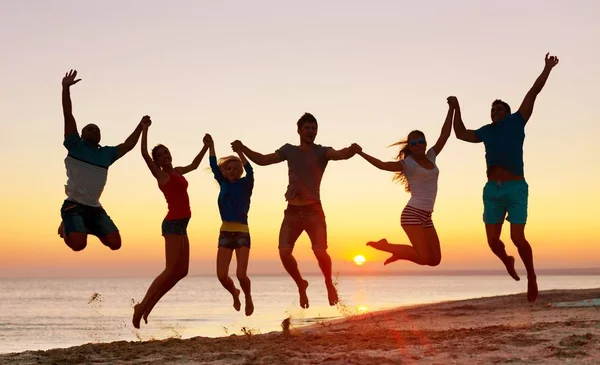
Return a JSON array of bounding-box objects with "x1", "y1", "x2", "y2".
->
[
  {"x1": 209, "y1": 156, "x2": 254, "y2": 224},
  {"x1": 474, "y1": 111, "x2": 526, "y2": 176},
  {"x1": 63, "y1": 132, "x2": 120, "y2": 207}
]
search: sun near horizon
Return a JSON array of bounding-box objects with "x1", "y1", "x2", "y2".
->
[{"x1": 354, "y1": 255, "x2": 366, "y2": 266}]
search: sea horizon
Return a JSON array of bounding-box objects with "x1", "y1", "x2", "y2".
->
[{"x1": 2, "y1": 267, "x2": 599, "y2": 279}]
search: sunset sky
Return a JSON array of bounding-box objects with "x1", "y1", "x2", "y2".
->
[{"x1": 1, "y1": 0, "x2": 599, "y2": 278}]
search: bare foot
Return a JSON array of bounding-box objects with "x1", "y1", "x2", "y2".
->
[
  {"x1": 142, "y1": 311, "x2": 149, "y2": 325},
  {"x1": 232, "y1": 288, "x2": 241, "y2": 311},
  {"x1": 245, "y1": 295, "x2": 254, "y2": 316},
  {"x1": 325, "y1": 281, "x2": 339, "y2": 306},
  {"x1": 132, "y1": 304, "x2": 143, "y2": 329},
  {"x1": 58, "y1": 222, "x2": 65, "y2": 238},
  {"x1": 366, "y1": 238, "x2": 389, "y2": 251},
  {"x1": 298, "y1": 280, "x2": 309, "y2": 309},
  {"x1": 527, "y1": 276, "x2": 538, "y2": 303},
  {"x1": 504, "y1": 256, "x2": 520, "y2": 281},
  {"x1": 384, "y1": 254, "x2": 400, "y2": 265}
]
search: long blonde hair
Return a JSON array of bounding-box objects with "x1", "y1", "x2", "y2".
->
[
  {"x1": 217, "y1": 155, "x2": 242, "y2": 171},
  {"x1": 389, "y1": 130, "x2": 425, "y2": 193}
]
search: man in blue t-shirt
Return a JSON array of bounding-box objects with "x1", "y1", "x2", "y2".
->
[
  {"x1": 451, "y1": 53, "x2": 560, "y2": 303},
  {"x1": 58, "y1": 70, "x2": 148, "y2": 252}
]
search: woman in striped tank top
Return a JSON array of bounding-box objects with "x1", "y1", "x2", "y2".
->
[
  {"x1": 356, "y1": 98, "x2": 455, "y2": 266},
  {"x1": 132, "y1": 118, "x2": 209, "y2": 329}
]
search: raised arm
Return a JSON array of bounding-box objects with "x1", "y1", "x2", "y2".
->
[
  {"x1": 518, "y1": 53, "x2": 559, "y2": 123},
  {"x1": 357, "y1": 148, "x2": 404, "y2": 172},
  {"x1": 232, "y1": 142, "x2": 253, "y2": 180},
  {"x1": 140, "y1": 119, "x2": 164, "y2": 180},
  {"x1": 62, "y1": 70, "x2": 81, "y2": 137},
  {"x1": 231, "y1": 140, "x2": 283, "y2": 166},
  {"x1": 116, "y1": 117, "x2": 145, "y2": 159},
  {"x1": 326, "y1": 144, "x2": 358, "y2": 161},
  {"x1": 206, "y1": 134, "x2": 224, "y2": 181},
  {"x1": 450, "y1": 97, "x2": 481, "y2": 143},
  {"x1": 175, "y1": 136, "x2": 209, "y2": 175},
  {"x1": 431, "y1": 100, "x2": 454, "y2": 155}
]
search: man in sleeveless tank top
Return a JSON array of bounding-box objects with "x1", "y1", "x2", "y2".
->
[
  {"x1": 231, "y1": 113, "x2": 360, "y2": 308},
  {"x1": 452, "y1": 53, "x2": 560, "y2": 303}
]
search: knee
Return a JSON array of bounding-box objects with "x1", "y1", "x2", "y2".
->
[
  {"x1": 217, "y1": 272, "x2": 229, "y2": 283},
  {"x1": 236, "y1": 273, "x2": 249, "y2": 283},
  {"x1": 279, "y1": 248, "x2": 293, "y2": 260},
  {"x1": 66, "y1": 236, "x2": 87, "y2": 252},
  {"x1": 427, "y1": 254, "x2": 441, "y2": 267},
  {"x1": 178, "y1": 267, "x2": 189, "y2": 280},
  {"x1": 103, "y1": 234, "x2": 122, "y2": 251},
  {"x1": 510, "y1": 234, "x2": 528, "y2": 247},
  {"x1": 486, "y1": 236, "x2": 502, "y2": 247},
  {"x1": 108, "y1": 240, "x2": 122, "y2": 251},
  {"x1": 312, "y1": 249, "x2": 329, "y2": 260}
]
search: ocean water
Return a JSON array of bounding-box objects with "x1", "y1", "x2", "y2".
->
[{"x1": 1, "y1": 274, "x2": 598, "y2": 354}]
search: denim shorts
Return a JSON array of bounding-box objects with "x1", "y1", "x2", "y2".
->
[
  {"x1": 60, "y1": 199, "x2": 118, "y2": 238},
  {"x1": 161, "y1": 218, "x2": 190, "y2": 235},
  {"x1": 278, "y1": 203, "x2": 327, "y2": 250},
  {"x1": 218, "y1": 231, "x2": 251, "y2": 249},
  {"x1": 482, "y1": 180, "x2": 528, "y2": 224}
]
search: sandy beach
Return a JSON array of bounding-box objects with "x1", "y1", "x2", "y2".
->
[{"x1": 2, "y1": 288, "x2": 599, "y2": 365}]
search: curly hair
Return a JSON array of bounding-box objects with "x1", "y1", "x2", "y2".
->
[{"x1": 389, "y1": 130, "x2": 425, "y2": 193}]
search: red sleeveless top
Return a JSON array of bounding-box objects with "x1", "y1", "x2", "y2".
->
[{"x1": 159, "y1": 171, "x2": 191, "y2": 220}]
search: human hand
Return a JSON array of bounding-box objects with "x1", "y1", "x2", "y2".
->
[
  {"x1": 203, "y1": 133, "x2": 214, "y2": 146},
  {"x1": 140, "y1": 115, "x2": 152, "y2": 129},
  {"x1": 62, "y1": 69, "x2": 81, "y2": 87},
  {"x1": 544, "y1": 53, "x2": 559, "y2": 70},
  {"x1": 231, "y1": 140, "x2": 244, "y2": 152}
]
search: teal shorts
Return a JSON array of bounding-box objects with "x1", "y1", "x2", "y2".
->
[{"x1": 482, "y1": 180, "x2": 528, "y2": 225}]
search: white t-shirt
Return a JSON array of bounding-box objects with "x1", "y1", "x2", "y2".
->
[{"x1": 402, "y1": 148, "x2": 439, "y2": 212}]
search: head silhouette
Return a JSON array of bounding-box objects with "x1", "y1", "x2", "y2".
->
[
  {"x1": 297, "y1": 113, "x2": 318, "y2": 145},
  {"x1": 491, "y1": 99, "x2": 511, "y2": 123}
]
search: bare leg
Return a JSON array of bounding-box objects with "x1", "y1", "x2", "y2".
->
[
  {"x1": 235, "y1": 247, "x2": 253, "y2": 316},
  {"x1": 485, "y1": 223, "x2": 520, "y2": 281},
  {"x1": 510, "y1": 224, "x2": 537, "y2": 302},
  {"x1": 279, "y1": 247, "x2": 309, "y2": 309},
  {"x1": 99, "y1": 231, "x2": 122, "y2": 251},
  {"x1": 312, "y1": 249, "x2": 338, "y2": 306},
  {"x1": 132, "y1": 234, "x2": 189, "y2": 328},
  {"x1": 217, "y1": 247, "x2": 240, "y2": 312},
  {"x1": 368, "y1": 225, "x2": 440, "y2": 266}
]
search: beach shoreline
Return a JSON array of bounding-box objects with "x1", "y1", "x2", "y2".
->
[{"x1": 2, "y1": 288, "x2": 600, "y2": 364}]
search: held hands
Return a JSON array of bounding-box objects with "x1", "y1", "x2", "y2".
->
[
  {"x1": 447, "y1": 96, "x2": 459, "y2": 109},
  {"x1": 231, "y1": 140, "x2": 244, "y2": 153},
  {"x1": 140, "y1": 115, "x2": 152, "y2": 129},
  {"x1": 350, "y1": 143, "x2": 362, "y2": 155},
  {"x1": 62, "y1": 69, "x2": 81, "y2": 87},
  {"x1": 203, "y1": 133, "x2": 214, "y2": 147},
  {"x1": 544, "y1": 53, "x2": 559, "y2": 70}
]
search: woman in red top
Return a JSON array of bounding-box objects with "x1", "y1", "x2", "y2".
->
[{"x1": 132, "y1": 118, "x2": 209, "y2": 328}]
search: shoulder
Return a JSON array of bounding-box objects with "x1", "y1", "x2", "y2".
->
[
  {"x1": 508, "y1": 111, "x2": 526, "y2": 126},
  {"x1": 100, "y1": 145, "x2": 121, "y2": 162},
  {"x1": 315, "y1": 144, "x2": 331, "y2": 156},
  {"x1": 426, "y1": 148, "x2": 437, "y2": 160},
  {"x1": 276, "y1": 143, "x2": 295, "y2": 157},
  {"x1": 474, "y1": 123, "x2": 493, "y2": 139},
  {"x1": 63, "y1": 132, "x2": 82, "y2": 150}
]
